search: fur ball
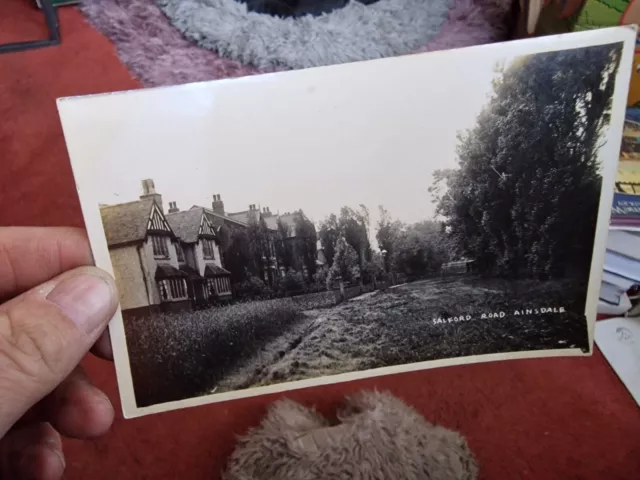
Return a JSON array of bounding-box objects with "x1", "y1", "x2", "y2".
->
[{"x1": 224, "y1": 391, "x2": 478, "y2": 479}]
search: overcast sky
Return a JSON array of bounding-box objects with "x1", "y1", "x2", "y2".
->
[
  {"x1": 58, "y1": 38, "x2": 622, "y2": 244},
  {"x1": 61, "y1": 51, "x2": 501, "y2": 239}
]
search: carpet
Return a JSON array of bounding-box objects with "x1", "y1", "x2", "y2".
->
[
  {"x1": 2, "y1": 1, "x2": 640, "y2": 479},
  {"x1": 79, "y1": 0, "x2": 513, "y2": 87}
]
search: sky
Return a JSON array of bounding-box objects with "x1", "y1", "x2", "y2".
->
[
  {"x1": 58, "y1": 36, "x2": 625, "y2": 247},
  {"x1": 61, "y1": 49, "x2": 500, "y2": 242}
]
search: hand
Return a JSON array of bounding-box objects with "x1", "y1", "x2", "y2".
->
[{"x1": 0, "y1": 227, "x2": 118, "y2": 480}]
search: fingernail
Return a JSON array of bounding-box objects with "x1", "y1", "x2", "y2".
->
[{"x1": 47, "y1": 274, "x2": 115, "y2": 335}]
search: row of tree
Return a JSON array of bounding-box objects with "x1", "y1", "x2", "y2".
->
[{"x1": 215, "y1": 202, "x2": 453, "y2": 296}]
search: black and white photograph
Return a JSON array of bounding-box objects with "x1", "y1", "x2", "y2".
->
[{"x1": 58, "y1": 27, "x2": 634, "y2": 417}]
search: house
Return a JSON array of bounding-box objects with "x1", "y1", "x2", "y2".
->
[
  {"x1": 165, "y1": 204, "x2": 232, "y2": 305},
  {"x1": 99, "y1": 180, "x2": 189, "y2": 318},
  {"x1": 99, "y1": 179, "x2": 232, "y2": 319}
]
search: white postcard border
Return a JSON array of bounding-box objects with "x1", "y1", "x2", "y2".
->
[{"x1": 57, "y1": 25, "x2": 637, "y2": 419}]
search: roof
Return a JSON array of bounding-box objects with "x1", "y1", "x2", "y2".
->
[
  {"x1": 179, "y1": 264, "x2": 202, "y2": 280},
  {"x1": 204, "y1": 264, "x2": 231, "y2": 277},
  {"x1": 100, "y1": 199, "x2": 154, "y2": 247},
  {"x1": 194, "y1": 206, "x2": 248, "y2": 228},
  {"x1": 166, "y1": 209, "x2": 202, "y2": 244},
  {"x1": 155, "y1": 264, "x2": 187, "y2": 280},
  {"x1": 227, "y1": 209, "x2": 298, "y2": 234}
]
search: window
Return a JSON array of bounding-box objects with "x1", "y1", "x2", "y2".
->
[
  {"x1": 208, "y1": 277, "x2": 230, "y2": 295},
  {"x1": 202, "y1": 239, "x2": 215, "y2": 259},
  {"x1": 158, "y1": 279, "x2": 187, "y2": 301},
  {"x1": 175, "y1": 243, "x2": 185, "y2": 262},
  {"x1": 151, "y1": 236, "x2": 169, "y2": 258}
]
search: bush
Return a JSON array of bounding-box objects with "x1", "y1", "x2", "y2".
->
[
  {"x1": 279, "y1": 270, "x2": 305, "y2": 294},
  {"x1": 234, "y1": 275, "x2": 269, "y2": 298},
  {"x1": 124, "y1": 299, "x2": 302, "y2": 407}
]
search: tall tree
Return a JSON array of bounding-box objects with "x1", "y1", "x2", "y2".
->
[
  {"x1": 432, "y1": 43, "x2": 623, "y2": 280},
  {"x1": 318, "y1": 214, "x2": 340, "y2": 268},
  {"x1": 339, "y1": 206, "x2": 370, "y2": 287},
  {"x1": 223, "y1": 228, "x2": 253, "y2": 284},
  {"x1": 293, "y1": 211, "x2": 318, "y2": 282},
  {"x1": 375, "y1": 206, "x2": 403, "y2": 273},
  {"x1": 275, "y1": 217, "x2": 294, "y2": 272},
  {"x1": 326, "y1": 236, "x2": 358, "y2": 289},
  {"x1": 247, "y1": 215, "x2": 271, "y2": 285}
]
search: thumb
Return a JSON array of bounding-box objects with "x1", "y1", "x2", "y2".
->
[{"x1": 0, "y1": 267, "x2": 117, "y2": 437}]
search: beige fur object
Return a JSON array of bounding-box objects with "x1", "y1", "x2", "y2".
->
[{"x1": 224, "y1": 390, "x2": 478, "y2": 480}]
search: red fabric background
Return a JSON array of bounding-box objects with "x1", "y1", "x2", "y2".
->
[{"x1": 1, "y1": 1, "x2": 639, "y2": 478}]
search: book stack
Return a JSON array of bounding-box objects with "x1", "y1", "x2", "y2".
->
[{"x1": 598, "y1": 112, "x2": 640, "y2": 317}]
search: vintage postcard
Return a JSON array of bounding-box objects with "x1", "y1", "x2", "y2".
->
[{"x1": 58, "y1": 26, "x2": 635, "y2": 418}]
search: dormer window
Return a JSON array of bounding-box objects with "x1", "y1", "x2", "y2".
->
[
  {"x1": 202, "y1": 239, "x2": 216, "y2": 259},
  {"x1": 151, "y1": 235, "x2": 169, "y2": 258}
]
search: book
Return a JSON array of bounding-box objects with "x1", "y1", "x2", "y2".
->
[
  {"x1": 56, "y1": 28, "x2": 634, "y2": 418},
  {"x1": 606, "y1": 229, "x2": 640, "y2": 259}
]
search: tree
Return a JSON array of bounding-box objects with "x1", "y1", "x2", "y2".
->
[
  {"x1": 394, "y1": 221, "x2": 450, "y2": 278},
  {"x1": 339, "y1": 206, "x2": 370, "y2": 287},
  {"x1": 247, "y1": 215, "x2": 271, "y2": 285},
  {"x1": 432, "y1": 43, "x2": 623, "y2": 280},
  {"x1": 293, "y1": 211, "x2": 318, "y2": 282},
  {"x1": 223, "y1": 228, "x2": 253, "y2": 285},
  {"x1": 376, "y1": 206, "x2": 403, "y2": 273},
  {"x1": 326, "y1": 236, "x2": 358, "y2": 289},
  {"x1": 275, "y1": 217, "x2": 294, "y2": 272},
  {"x1": 318, "y1": 214, "x2": 340, "y2": 268}
]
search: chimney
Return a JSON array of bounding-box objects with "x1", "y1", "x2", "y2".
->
[
  {"x1": 168, "y1": 201, "x2": 179, "y2": 214},
  {"x1": 140, "y1": 179, "x2": 163, "y2": 212},
  {"x1": 262, "y1": 206, "x2": 273, "y2": 217},
  {"x1": 212, "y1": 194, "x2": 225, "y2": 216}
]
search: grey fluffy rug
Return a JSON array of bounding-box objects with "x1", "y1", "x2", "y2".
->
[
  {"x1": 224, "y1": 391, "x2": 478, "y2": 480},
  {"x1": 155, "y1": 0, "x2": 453, "y2": 70},
  {"x1": 79, "y1": 0, "x2": 513, "y2": 87}
]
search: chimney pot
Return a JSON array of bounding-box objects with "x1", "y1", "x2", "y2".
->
[
  {"x1": 141, "y1": 179, "x2": 156, "y2": 195},
  {"x1": 168, "y1": 201, "x2": 179, "y2": 214},
  {"x1": 140, "y1": 179, "x2": 163, "y2": 212},
  {"x1": 212, "y1": 194, "x2": 225, "y2": 216}
]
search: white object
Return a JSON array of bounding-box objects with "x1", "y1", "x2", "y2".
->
[
  {"x1": 598, "y1": 293, "x2": 632, "y2": 316},
  {"x1": 595, "y1": 317, "x2": 640, "y2": 407},
  {"x1": 607, "y1": 230, "x2": 640, "y2": 260}
]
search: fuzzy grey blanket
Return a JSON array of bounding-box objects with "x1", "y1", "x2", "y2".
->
[
  {"x1": 155, "y1": 0, "x2": 453, "y2": 70},
  {"x1": 224, "y1": 391, "x2": 478, "y2": 479}
]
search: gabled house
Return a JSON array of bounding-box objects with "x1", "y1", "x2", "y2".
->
[
  {"x1": 99, "y1": 181, "x2": 190, "y2": 318},
  {"x1": 165, "y1": 204, "x2": 232, "y2": 305}
]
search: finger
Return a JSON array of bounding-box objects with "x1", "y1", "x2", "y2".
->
[
  {"x1": 0, "y1": 266, "x2": 117, "y2": 438},
  {"x1": 90, "y1": 328, "x2": 113, "y2": 361},
  {"x1": 0, "y1": 227, "x2": 93, "y2": 303},
  {"x1": 46, "y1": 366, "x2": 114, "y2": 439},
  {"x1": 0, "y1": 422, "x2": 64, "y2": 480}
]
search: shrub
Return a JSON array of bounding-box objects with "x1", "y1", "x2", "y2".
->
[
  {"x1": 235, "y1": 275, "x2": 269, "y2": 298},
  {"x1": 280, "y1": 270, "x2": 305, "y2": 294},
  {"x1": 124, "y1": 299, "x2": 302, "y2": 407}
]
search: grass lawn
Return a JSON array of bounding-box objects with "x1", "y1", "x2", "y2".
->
[{"x1": 124, "y1": 276, "x2": 591, "y2": 407}]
